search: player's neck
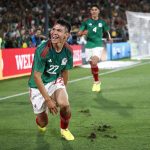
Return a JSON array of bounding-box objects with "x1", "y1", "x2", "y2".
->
[
  {"x1": 92, "y1": 16, "x2": 99, "y2": 20},
  {"x1": 52, "y1": 43, "x2": 64, "y2": 53}
]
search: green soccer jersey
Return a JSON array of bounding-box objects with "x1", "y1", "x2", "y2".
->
[
  {"x1": 28, "y1": 40, "x2": 73, "y2": 88},
  {"x1": 79, "y1": 18, "x2": 110, "y2": 48}
]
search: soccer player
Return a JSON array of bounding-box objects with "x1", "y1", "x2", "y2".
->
[
  {"x1": 28, "y1": 19, "x2": 74, "y2": 141},
  {"x1": 78, "y1": 4, "x2": 112, "y2": 92}
]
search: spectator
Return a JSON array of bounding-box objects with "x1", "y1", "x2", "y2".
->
[
  {"x1": 31, "y1": 28, "x2": 47, "y2": 47},
  {"x1": 0, "y1": 0, "x2": 150, "y2": 47}
]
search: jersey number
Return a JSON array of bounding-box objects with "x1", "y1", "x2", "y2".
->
[
  {"x1": 47, "y1": 65, "x2": 59, "y2": 74},
  {"x1": 93, "y1": 27, "x2": 97, "y2": 33}
]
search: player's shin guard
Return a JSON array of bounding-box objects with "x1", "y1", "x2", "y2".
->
[
  {"x1": 60, "y1": 111, "x2": 71, "y2": 129},
  {"x1": 90, "y1": 63, "x2": 99, "y2": 82}
]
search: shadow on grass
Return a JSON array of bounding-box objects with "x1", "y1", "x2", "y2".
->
[
  {"x1": 93, "y1": 92, "x2": 133, "y2": 117},
  {"x1": 35, "y1": 132, "x2": 50, "y2": 150},
  {"x1": 61, "y1": 140, "x2": 74, "y2": 150}
]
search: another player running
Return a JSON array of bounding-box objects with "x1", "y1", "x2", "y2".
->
[{"x1": 78, "y1": 4, "x2": 112, "y2": 92}]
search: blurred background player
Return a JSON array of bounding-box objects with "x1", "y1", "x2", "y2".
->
[
  {"x1": 78, "y1": 4, "x2": 112, "y2": 92},
  {"x1": 28, "y1": 19, "x2": 74, "y2": 141}
]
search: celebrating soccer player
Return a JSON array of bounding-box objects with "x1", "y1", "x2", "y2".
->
[
  {"x1": 78, "y1": 4, "x2": 112, "y2": 92},
  {"x1": 28, "y1": 19, "x2": 74, "y2": 141}
]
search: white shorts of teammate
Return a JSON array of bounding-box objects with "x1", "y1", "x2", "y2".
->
[
  {"x1": 29, "y1": 77, "x2": 68, "y2": 114},
  {"x1": 85, "y1": 47, "x2": 104, "y2": 62}
]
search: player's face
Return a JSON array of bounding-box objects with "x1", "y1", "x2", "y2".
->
[
  {"x1": 50, "y1": 24, "x2": 69, "y2": 44},
  {"x1": 90, "y1": 7, "x2": 100, "y2": 18}
]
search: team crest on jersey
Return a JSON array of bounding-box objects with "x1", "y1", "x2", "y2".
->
[
  {"x1": 98, "y1": 23, "x2": 102, "y2": 27},
  {"x1": 61, "y1": 58, "x2": 68, "y2": 65}
]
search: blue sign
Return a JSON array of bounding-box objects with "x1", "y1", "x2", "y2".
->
[{"x1": 107, "y1": 42, "x2": 131, "y2": 60}]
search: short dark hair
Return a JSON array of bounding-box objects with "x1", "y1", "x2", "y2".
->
[
  {"x1": 56, "y1": 19, "x2": 71, "y2": 33},
  {"x1": 91, "y1": 4, "x2": 100, "y2": 10}
]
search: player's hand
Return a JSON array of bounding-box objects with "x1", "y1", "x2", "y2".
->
[
  {"x1": 45, "y1": 99, "x2": 58, "y2": 115},
  {"x1": 108, "y1": 38, "x2": 113, "y2": 43},
  {"x1": 82, "y1": 30, "x2": 88, "y2": 35},
  {"x1": 78, "y1": 36, "x2": 87, "y2": 45}
]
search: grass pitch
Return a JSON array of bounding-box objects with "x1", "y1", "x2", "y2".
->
[{"x1": 0, "y1": 60, "x2": 150, "y2": 150}]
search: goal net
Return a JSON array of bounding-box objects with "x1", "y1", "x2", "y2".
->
[{"x1": 126, "y1": 11, "x2": 150, "y2": 59}]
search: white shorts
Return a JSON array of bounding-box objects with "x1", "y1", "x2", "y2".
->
[
  {"x1": 85, "y1": 47, "x2": 104, "y2": 62},
  {"x1": 29, "y1": 77, "x2": 67, "y2": 114}
]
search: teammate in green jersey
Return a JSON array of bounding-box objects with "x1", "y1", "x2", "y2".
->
[
  {"x1": 28, "y1": 19, "x2": 74, "y2": 141},
  {"x1": 78, "y1": 4, "x2": 112, "y2": 92}
]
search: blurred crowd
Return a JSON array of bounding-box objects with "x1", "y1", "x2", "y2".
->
[{"x1": 0, "y1": 0, "x2": 150, "y2": 48}]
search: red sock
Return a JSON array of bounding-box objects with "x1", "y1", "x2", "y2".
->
[
  {"x1": 36, "y1": 112, "x2": 48, "y2": 128},
  {"x1": 60, "y1": 111, "x2": 71, "y2": 129},
  {"x1": 36, "y1": 117, "x2": 40, "y2": 126},
  {"x1": 90, "y1": 64, "x2": 99, "y2": 82}
]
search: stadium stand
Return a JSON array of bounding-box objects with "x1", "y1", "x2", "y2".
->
[{"x1": 0, "y1": 0, "x2": 150, "y2": 48}]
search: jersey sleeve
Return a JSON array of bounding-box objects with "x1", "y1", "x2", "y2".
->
[
  {"x1": 103, "y1": 21, "x2": 110, "y2": 32},
  {"x1": 64, "y1": 50, "x2": 73, "y2": 70},
  {"x1": 79, "y1": 20, "x2": 87, "y2": 31},
  {"x1": 33, "y1": 42, "x2": 47, "y2": 73},
  {"x1": 66, "y1": 55, "x2": 73, "y2": 70}
]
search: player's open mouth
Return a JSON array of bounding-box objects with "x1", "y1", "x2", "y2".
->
[{"x1": 51, "y1": 35, "x2": 59, "y2": 40}]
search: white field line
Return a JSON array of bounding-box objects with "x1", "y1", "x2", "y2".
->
[
  {"x1": 0, "y1": 92, "x2": 29, "y2": 101},
  {"x1": 0, "y1": 61, "x2": 149, "y2": 101}
]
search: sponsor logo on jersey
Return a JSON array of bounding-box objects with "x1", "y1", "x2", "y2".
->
[
  {"x1": 61, "y1": 58, "x2": 67, "y2": 65},
  {"x1": 98, "y1": 23, "x2": 102, "y2": 27}
]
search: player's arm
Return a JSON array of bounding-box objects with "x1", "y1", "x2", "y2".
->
[
  {"x1": 103, "y1": 21, "x2": 113, "y2": 43},
  {"x1": 61, "y1": 70, "x2": 69, "y2": 86},
  {"x1": 38, "y1": 34, "x2": 47, "y2": 40},
  {"x1": 77, "y1": 21, "x2": 88, "y2": 44},
  {"x1": 106, "y1": 31, "x2": 113, "y2": 43},
  {"x1": 34, "y1": 70, "x2": 58, "y2": 115},
  {"x1": 77, "y1": 19, "x2": 88, "y2": 36},
  {"x1": 77, "y1": 30, "x2": 88, "y2": 37}
]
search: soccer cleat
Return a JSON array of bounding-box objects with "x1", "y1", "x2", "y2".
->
[
  {"x1": 61, "y1": 128, "x2": 75, "y2": 141},
  {"x1": 37, "y1": 125, "x2": 47, "y2": 132},
  {"x1": 92, "y1": 82, "x2": 101, "y2": 92},
  {"x1": 92, "y1": 83, "x2": 97, "y2": 92}
]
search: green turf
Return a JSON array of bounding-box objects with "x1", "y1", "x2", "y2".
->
[{"x1": 0, "y1": 61, "x2": 150, "y2": 150}]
